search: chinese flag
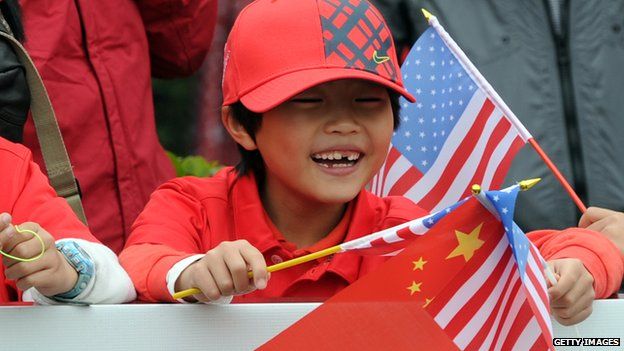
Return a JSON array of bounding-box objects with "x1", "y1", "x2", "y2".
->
[{"x1": 260, "y1": 199, "x2": 502, "y2": 350}]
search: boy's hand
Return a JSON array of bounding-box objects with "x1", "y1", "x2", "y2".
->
[
  {"x1": 0, "y1": 213, "x2": 78, "y2": 296},
  {"x1": 175, "y1": 240, "x2": 268, "y2": 302},
  {"x1": 547, "y1": 258, "x2": 595, "y2": 326},
  {"x1": 578, "y1": 207, "x2": 624, "y2": 257}
]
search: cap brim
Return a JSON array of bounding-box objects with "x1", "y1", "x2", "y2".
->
[{"x1": 239, "y1": 67, "x2": 416, "y2": 113}]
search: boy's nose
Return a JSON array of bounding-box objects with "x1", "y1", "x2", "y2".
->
[{"x1": 324, "y1": 112, "x2": 362, "y2": 135}]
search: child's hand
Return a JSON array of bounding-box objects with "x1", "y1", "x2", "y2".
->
[
  {"x1": 578, "y1": 207, "x2": 624, "y2": 257},
  {"x1": 0, "y1": 213, "x2": 78, "y2": 296},
  {"x1": 547, "y1": 258, "x2": 595, "y2": 326},
  {"x1": 175, "y1": 240, "x2": 269, "y2": 302}
]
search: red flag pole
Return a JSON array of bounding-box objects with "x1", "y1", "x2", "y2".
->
[{"x1": 528, "y1": 138, "x2": 587, "y2": 213}]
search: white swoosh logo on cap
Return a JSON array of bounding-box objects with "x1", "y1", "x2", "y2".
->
[{"x1": 373, "y1": 50, "x2": 390, "y2": 64}]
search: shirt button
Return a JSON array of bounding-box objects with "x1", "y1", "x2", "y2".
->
[{"x1": 270, "y1": 254, "x2": 283, "y2": 264}]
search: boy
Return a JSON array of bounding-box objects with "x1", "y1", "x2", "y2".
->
[
  {"x1": 119, "y1": 0, "x2": 622, "y2": 326},
  {"x1": 0, "y1": 137, "x2": 136, "y2": 303}
]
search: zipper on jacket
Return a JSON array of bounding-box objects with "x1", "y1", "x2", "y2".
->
[{"x1": 544, "y1": 0, "x2": 587, "y2": 210}]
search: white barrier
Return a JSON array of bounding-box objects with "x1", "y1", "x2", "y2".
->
[{"x1": 0, "y1": 299, "x2": 621, "y2": 350}]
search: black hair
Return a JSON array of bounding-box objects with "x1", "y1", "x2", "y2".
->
[{"x1": 229, "y1": 91, "x2": 402, "y2": 182}]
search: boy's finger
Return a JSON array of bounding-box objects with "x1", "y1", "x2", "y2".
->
[
  {"x1": 4, "y1": 252, "x2": 51, "y2": 280},
  {"x1": 551, "y1": 286, "x2": 594, "y2": 318},
  {"x1": 192, "y1": 272, "x2": 222, "y2": 302},
  {"x1": 578, "y1": 207, "x2": 616, "y2": 228},
  {"x1": 240, "y1": 246, "x2": 268, "y2": 290},
  {"x1": 550, "y1": 279, "x2": 590, "y2": 309},
  {"x1": 548, "y1": 269, "x2": 575, "y2": 301},
  {"x1": 0, "y1": 213, "x2": 11, "y2": 230},
  {"x1": 585, "y1": 218, "x2": 609, "y2": 234},
  {"x1": 203, "y1": 253, "x2": 235, "y2": 297},
  {"x1": 0, "y1": 226, "x2": 12, "y2": 249},
  {"x1": 223, "y1": 250, "x2": 251, "y2": 293},
  {"x1": 3, "y1": 238, "x2": 46, "y2": 268},
  {"x1": 0, "y1": 228, "x2": 35, "y2": 255},
  {"x1": 15, "y1": 268, "x2": 63, "y2": 296},
  {"x1": 14, "y1": 267, "x2": 52, "y2": 293},
  {"x1": 554, "y1": 304, "x2": 593, "y2": 326}
]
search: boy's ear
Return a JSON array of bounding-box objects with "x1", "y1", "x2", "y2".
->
[{"x1": 221, "y1": 106, "x2": 258, "y2": 151}]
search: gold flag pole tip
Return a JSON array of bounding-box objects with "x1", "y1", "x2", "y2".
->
[
  {"x1": 471, "y1": 184, "x2": 482, "y2": 195},
  {"x1": 518, "y1": 178, "x2": 541, "y2": 191},
  {"x1": 421, "y1": 8, "x2": 433, "y2": 21}
]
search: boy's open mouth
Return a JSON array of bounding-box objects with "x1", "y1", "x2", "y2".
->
[{"x1": 310, "y1": 151, "x2": 362, "y2": 168}]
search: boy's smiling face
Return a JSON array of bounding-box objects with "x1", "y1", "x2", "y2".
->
[{"x1": 253, "y1": 79, "x2": 393, "y2": 207}]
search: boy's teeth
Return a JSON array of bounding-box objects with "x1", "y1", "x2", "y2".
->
[
  {"x1": 319, "y1": 163, "x2": 350, "y2": 168},
  {"x1": 312, "y1": 151, "x2": 361, "y2": 160}
]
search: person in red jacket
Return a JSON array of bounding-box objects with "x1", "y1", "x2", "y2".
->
[
  {"x1": 18, "y1": 0, "x2": 218, "y2": 253},
  {"x1": 0, "y1": 137, "x2": 135, "y2": 304},
  {"x1": 119, "y1": 0, "x2": 623, "y2": 326}
]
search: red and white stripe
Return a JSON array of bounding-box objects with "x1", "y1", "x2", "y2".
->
[
  {"x1": 427, "y1": 233, "x2": 553, "y2": 350},
  {"x1": 370, "y1": 146, "x2": 422, "y2": 197},
  {"x1": 339, "y1": 213, "x2": 432, "y2": 256},
  {"x1": 372, "y1": 91, "x2": 526, "y2": 213}
]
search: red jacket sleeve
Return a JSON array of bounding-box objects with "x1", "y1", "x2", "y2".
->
[
  {"x1": 10, "y1": 149, "x2": 96, "y2": 242},
  {"x1": 527, "y1": 228, "x2": 624, "y2": 298},
  {"x1": 119, "y1": 180, "x2": 208, "y2": 302},
  {"x1": 136, "y1": 0, "x2": 218, "y2": 78}
]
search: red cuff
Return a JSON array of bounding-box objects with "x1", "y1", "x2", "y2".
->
[{"x1": 530, "y1": 228, "x2": 623, "y2": 298}]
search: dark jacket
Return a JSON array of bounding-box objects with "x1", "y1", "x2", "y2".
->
[{"x1": 0, "y1": 1, "x2": 28, "y2": 143}]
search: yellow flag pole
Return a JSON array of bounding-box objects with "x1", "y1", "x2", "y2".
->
[
  {"x1": 518, "y1": 178, "x2": 541, "y2": 191},
  {"x1": 472, "y1": 178, "x2": 541, "y2": 195},
  {"x1": 172, "y1": 245, "x2": 342, "y2": 300}
]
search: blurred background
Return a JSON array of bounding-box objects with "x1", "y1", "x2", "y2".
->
[{"x1": 153, "y1": 0, "x2": 252, "y2": 174}]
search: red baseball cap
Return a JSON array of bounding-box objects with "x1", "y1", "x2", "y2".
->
[{"x1": 221, "y1": 0, "x2": 416, "y2": 113}]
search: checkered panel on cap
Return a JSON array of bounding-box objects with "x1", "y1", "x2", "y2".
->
[{"x1": 318, "y1": 0, "x2": 398, "y2": 82}]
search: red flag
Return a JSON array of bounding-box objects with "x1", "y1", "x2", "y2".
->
[{"x1": 260, "y1": 198, "x2": 552, "y2": 350}]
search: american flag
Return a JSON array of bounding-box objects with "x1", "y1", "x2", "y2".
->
[
  {"x1": 481, "y1": 186, "x2": 553, "y2": 350},
  {"x1": 425, "y1": 185, "x2": 554, "y2": 350},
  {"x1": 339, "y1": 197, "x2": 467, "y2": 256},
  {"x1": 370, "y1": 15, "x2": 532, "y2": 212}
]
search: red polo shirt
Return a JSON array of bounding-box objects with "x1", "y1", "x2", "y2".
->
[
  {"x1": 121, "y1": 167, "x2": 624, "y2": 302},
  {"x1": 120, "y1": 167, "x2": 428, "y2": 302},
  {"x1": 0, "y1": 138, "x2": 97, "y2": 302}
]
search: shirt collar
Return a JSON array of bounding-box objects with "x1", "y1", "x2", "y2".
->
[{"x1": 230, "y1": 171, "x2": 381, "y2": 285}]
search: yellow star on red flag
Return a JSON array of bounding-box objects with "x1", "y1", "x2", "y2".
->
[
  {"x1": 446, "y1": 223, "x2": 485, "y2": 262},
  {"x1": 412, "y1": 256, "x2": 427, "y2": 271},
  {"x1": 406, "y1": 281, "x2": 422, "y2": 295},
  {"x1": 423, "y1": 297, "x2": 434, "y2": 308}
]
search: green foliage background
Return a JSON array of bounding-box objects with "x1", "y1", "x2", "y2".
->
[{"x1": 154, "y1": 77, "x2": 222, "y2": 177}]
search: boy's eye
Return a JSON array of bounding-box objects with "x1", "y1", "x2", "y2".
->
[
  {"x1": 290, "y1": 97, "x2": 323, "y2": 104},
  {"x1": 355, "y1": 97, "x2": 384, "y2": 103}
]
